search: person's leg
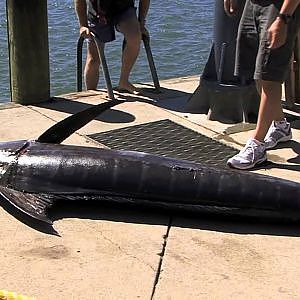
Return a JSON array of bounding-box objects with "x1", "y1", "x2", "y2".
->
[
  {"x1": 227, "y1": 1, "x2": 267, "y2": 169},
  {"x1": 85, "y1": 41, "x2": 100, "y2": 90},
  {"x1": 234, "y1": 0, "x2": 258, "y2": 85},
  {"x1": 252, "y1": 79, "x2": 284, "y2": 142},
  {"x1": 252, "y1": 1, "x2": 300, "y2": 147},
  {"x1": 116, "y1": 11, "x2": 141, "y2": 93},
  {"x1": 227, "y1": 78, "x2": 290, "y2": 169},
  {"x1": 227, "y1": 2, "x2": 297, "y2": 169},
  {"x1": 253, "y1": 79, "x2": 292, "y2": 149}
]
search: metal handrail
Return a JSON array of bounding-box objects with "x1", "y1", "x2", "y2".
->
[
  {"x1": 77, "y1": 36, "x2": 84, "y2": 93},
  {"x1": 92, "y1": 33, "x2": 115, "y2": 99},
  {"x1": 77, "y1": 31, "x2": 160, "y2": 98},
  {"x1": 77, "y1": 33, "x2": 115, "y2": 99},
  {"x1": 142, "y1": 34, "x2": 160, "y2": 92}
]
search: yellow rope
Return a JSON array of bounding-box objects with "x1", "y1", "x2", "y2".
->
[{"x1": 0, "y1": 290, "x2": 35, "y2": 300}]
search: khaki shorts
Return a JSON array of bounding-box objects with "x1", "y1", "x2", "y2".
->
[{"x1": 235, "y1": 0, "x2": 300, "y2": 83}]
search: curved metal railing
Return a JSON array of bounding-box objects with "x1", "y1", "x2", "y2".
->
[
  {"x1": 77, "y1": 32, "x2": 160, "y2": 99},
  {"x1": 142, "y1": 34, "x2": 161, "y2": 92},
  {"x1": 77, "y1": 35, "x2": 84, "y2": 93},
  {"x1": 77, "y1": 33, "x2": 114, "y2": 99}
]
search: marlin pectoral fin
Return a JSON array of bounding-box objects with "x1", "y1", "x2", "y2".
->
[
  {"x1": 0, "y1": 187, "x2": 54, "y2": 224},
  {"x1": 37, "y1": 99, "x2": 124, "y2": 144}
]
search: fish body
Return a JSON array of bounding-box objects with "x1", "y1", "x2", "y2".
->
[
  {"x1": 0, "y1": 139, "x2": 299, "y2": 225},
  {"x1": 0, "y1": 100, "x2": 299, "y2": 228}
]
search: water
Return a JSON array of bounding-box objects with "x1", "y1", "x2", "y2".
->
[{"x1": 0, "y1": 0, "x2": 214, "y2": 103}]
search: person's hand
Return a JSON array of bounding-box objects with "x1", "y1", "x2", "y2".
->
[
  {"x1": 267, "y1": 18, "x2": 288, "y2": 49},
  {"x1": 79, "y1": 26, "x2": 91, "y2": 38},
  {"x1": 224, "y1": 0, "x2": 238, "y2": 17}
]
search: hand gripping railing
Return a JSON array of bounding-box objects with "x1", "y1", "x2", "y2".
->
[{"x1": 77, "y1": 32, "x2": 161, "y2": 99}]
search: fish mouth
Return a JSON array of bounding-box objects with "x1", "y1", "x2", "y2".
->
[
  {"x1": 0, "y1": 140, "x2": 31, "y2": 179},
  {"x1": 0, "y1": 153, "x2": 15, "y2": 176}
]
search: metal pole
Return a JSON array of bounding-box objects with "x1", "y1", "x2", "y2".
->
[
  {"x1": 76, "y1": 34, "x2": 114, "y2": 99},
  {"x1": 77, "y1": 36, "x2": 84, "y2": 92},
  {"x1": 217, "y1": 42, "x2": 226, "y2": 83},
  {"x1": 142, "y1": 34, "x2": 160, "y2": 92},
  {"x1": 92, "y1": 33, "x2": 115, "y2": 100},
  {"x1": 7, "y1": 0, "x2": 50, "y2": 104},
  {"x1": 123, "y1": 34, "x2": 160, "y2": 92}
]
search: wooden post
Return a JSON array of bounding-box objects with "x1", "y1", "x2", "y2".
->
[{"x1": 7, "y1": 0, "x2": 50, "y2": 104}]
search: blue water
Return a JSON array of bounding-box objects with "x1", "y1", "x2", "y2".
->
[{"x1": 0, "y1": 0, "x2": 214, "y2": 103}]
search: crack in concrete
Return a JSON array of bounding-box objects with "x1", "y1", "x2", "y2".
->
[
  {"x1": 98, "y1": 230, "x2": 156, "y2": 272},
  {"x1": 151, "y1": 216, "x2": 172, "y2": 300}
]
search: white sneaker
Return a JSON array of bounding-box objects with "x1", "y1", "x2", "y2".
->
[
  {"x1": 264, "y1": 119, "x2": 292, "y2": 150},
  {"x1": 227, "y1": 138, "x2": 267, "y2": 170}
]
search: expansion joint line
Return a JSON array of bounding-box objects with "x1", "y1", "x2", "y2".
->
[{"x1": 151, "y1": 216, "x2": 173, "y2": 300}]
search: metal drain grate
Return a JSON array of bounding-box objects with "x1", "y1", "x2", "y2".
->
[{"x1": 88, "y1": 119, "x2": 238, "y2": 167}]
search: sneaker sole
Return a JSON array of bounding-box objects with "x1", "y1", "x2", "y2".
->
[
  {"x1": 265, "y1": 134, "x2": 292, "y2": 150},
  {"x1": 227, "y1": 156, "x2": 267, "y2": 170}
]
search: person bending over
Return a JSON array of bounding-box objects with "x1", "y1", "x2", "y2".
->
[
  {"x1": 75, "y1": 0, "x2": 150, "y2": 94},
  {"x1": 225, "y1": 0, "x2": 300, "y2": 169}
]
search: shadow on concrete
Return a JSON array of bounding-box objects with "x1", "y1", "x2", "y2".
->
[
  {"x1": 171, "y1": 215, "x2": 300, "y2": 237},
  {"x1": 47, "y1": 200, "x2": 300, "y2": 237},
  {"x1": 247, "y1": 160, "x2": 300, "y2": 173},
  {"x1": 132, "y1": 83, "x2": 193, "y2": 113},
  {"x1": 264, "y1": 161, "x2": 300, "y2": 172},
  {"x1": 2, "y1": 192, "x2": 300, "y2": 237},
  {"x1": 283, "y1": 102, "x2": 300, "y2": 115},
  {"x1": 285, "y1": 112, "x2": 300, "y2": 128},
  {"x1": 140, "y1": 84, "x2": 190, "y2": 99},
  {"x1": 34, "y1": 97, "x2": 136, "y2": 124},
  {"x1": 265, "y1": 140, "x2": 300, "y2": 168},
  {"x1": 35, "y1": 86, "x2": 193, "y2": 119}
]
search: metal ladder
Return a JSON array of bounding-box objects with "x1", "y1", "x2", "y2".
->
[{"x1": 77, "y1": 32, "x2": 161, "y2": 99}]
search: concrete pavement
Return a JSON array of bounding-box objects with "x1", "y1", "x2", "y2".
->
[{"x1": 0, "y1": 76, "x2": 299, "y2": 299}]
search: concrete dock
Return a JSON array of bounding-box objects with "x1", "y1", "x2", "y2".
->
[{"x1": 0, "y1": 75, "x2": 299, "y2": 299}]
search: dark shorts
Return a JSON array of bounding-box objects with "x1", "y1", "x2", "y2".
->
[
  {"x1": 88, "y1": 7, "x2": 137, "y2": 43},
  {"x1": 235, "y1": 0, "x2": 300, "y2": 82}
]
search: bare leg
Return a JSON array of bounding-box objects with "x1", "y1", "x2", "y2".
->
[
  {"x1": 116, "y1": 17, "x2": 141, "y2": 93},
  {"x1": 252, "y1": 79, "x2": 284, "y2": 142},
  {"x1": 84, "y1": 41, "x2": 100, "y2": 90}
]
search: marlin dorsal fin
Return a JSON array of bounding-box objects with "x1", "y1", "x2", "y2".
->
[{"x1": 37, "y1": 99, "x2": 124, "y2": 144}]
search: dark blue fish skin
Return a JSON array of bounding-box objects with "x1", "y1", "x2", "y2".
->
[
  {"x1": 0, "y1": 139, "x2": 299, "y2": 220},
  {"x1": 1, "y1": 100, "x2": 299, "y2": 228}
]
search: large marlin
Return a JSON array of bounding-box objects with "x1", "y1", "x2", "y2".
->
[{"x1": 0, "y1": 99, "x2": 299, "y2": 232}]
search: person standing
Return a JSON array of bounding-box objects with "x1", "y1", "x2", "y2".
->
[
  {"x1": 225, "y1": 0, "x2": 300, "y2": 169},
  {"x1": 74, "y1": 0, "x2": 150, "y2": 94}
]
